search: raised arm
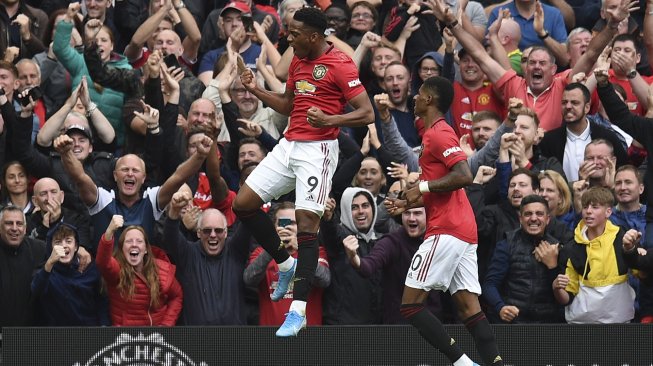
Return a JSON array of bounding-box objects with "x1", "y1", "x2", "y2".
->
[
  {"x1": 157, "y1": 134, "x2": 213, "y2": 208},
  {"x1": 174, "y1": 0, "x2": 201, "y2": 63},
  {"x1": 124, "y1": 1, "x2": 171, "y2": 61},
  {"x1": 533, "y1": 0, "x2": 569, "y2": 66},
  {"x1": 428, "y1": 0, "x2": 506, "y2": 83},
  {"x1": 570, "y1": 0, "x2": 638, "y2": 78},
  {"x1": 53, "y1": 134, "x2": 98, "y2": 206},
  {"x1": 241, "y1": 67, "x2": 294, "y2": 116}
]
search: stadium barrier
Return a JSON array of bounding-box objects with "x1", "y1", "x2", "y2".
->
[{"x1": 1, "y1": 324, "x2": 652, "y2": 365}]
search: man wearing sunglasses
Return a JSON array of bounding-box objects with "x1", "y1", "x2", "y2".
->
[{"x1": 161, "y1": 191, "x2": 251, "y2": 325}]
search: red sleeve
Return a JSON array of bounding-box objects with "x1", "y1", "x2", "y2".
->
[
  {"x1": 334, "y1": 57, "x2": 366, "y2": 101},
  {"x1": 427, "y1": 125, "x2": 468, "y2": 169},
  {"x1": 493, "y1": 69, "x2": 520, "y2": 104},
  {"x1": 96, "y1": 234, "x2": 120, "y2": 285},
  {"x1": 248, "y1": 246, "x2": 265, "y2": 265},
  {"x1": 161, "y1": 277, "x2": 183, "y2": 326},
  {"x1": 317, "y1": 245, "x2": 329, "y2": 268}
]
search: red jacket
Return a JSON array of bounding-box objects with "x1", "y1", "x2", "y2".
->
[{"x1": 96, "y1": 235, "x2": 183, "y2": 326}]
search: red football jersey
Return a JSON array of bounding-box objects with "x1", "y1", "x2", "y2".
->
[
  {"x1": 419, "y1": 118, "x2": 477, "y2": 243},
  {"x1": 284, "y1": 45, "x2": 366, "y2": 141},
  {"x1": 451, "y1": 82, "x2": 505, "y2": 140}
]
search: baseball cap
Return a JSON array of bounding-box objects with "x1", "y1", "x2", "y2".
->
[
  {"x1": 65, "y1": 124, "x2": 93, "y2": 140},
  {"x1": 220, "y1": 1, "x2": 251, "y2": 16}
]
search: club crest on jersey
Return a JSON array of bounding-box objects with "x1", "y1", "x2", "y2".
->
[
  {"x1": 313, "y1": 64, "x2": 327, "y2": 80},
  {"x1": 296, "y1": 80, "x2": 317, "y2": 94}
]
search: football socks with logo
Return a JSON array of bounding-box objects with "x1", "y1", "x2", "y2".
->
[
  {"x1": 464, "y1": 311, "x2": 503, "y2": 365},
  {"x1": 400, "y1": 304, "x2": 465, "y2": 362}
]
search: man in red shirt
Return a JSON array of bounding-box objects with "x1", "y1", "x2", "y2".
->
[
  {"x1": 233, "y1": 7, "x2": 374, "y2": 337},
  {"x1": 430, "y1": 0, "x2": 636, "y2": 132},
  {"x1": 389, "y1": 76, "x2": 503, "y2": 366}
]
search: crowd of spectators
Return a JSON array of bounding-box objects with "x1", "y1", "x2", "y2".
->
[{"x1": 1, "y1": 0, "x2": 653, "y2": 328}]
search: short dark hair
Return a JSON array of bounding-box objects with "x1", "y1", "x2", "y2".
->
[
  {"x1": 422, "y1": 76, "x2": 454, "y2": 113},
  {"x1": 52, "y1": 224, "x2": 78, "y2": 246},
  {"x1": 528, "y1": 45, "x2": 556, "y2": 64},
  {"x1": 270, "y1": 201, "x2": 296, "y2": 220},
  {"x1": 520, "y1": 194, "x2": 550, "y2": 214},
  {"x1": 510, "y1": 168, "x2": 540, "y2": 191},
  {"x1": 353, "y1": 190, "x2": 375, "y2": 208},
  {"x1": 472, "y1": 110, "x2": 501, "y2": 125},
  {"x1": 564, "y1": 82, "x2": 591, "y2": 104},
  {"x1": 294, "y1": 6, "x2": 328, "y2": 35},
  {"x1": 238, "y1": 137, "x2": 268, "y2": 155},
  {"x1": 612, "y1": 33, "x2": 640, "y2": 50}
]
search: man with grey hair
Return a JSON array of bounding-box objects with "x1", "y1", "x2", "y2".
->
[
  {"x1": 0, "y1": 205, "x2": 46, "y2": 327},
  {"x1": 162, "y1": 191, "x2": 251, "y2": 325},
  {"x1": 566, "y1": 28, "x2": 592, "y2": 69}
]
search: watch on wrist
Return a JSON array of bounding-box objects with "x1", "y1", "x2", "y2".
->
[
  {"x1": 627, "y1": 69, "x2": 638, "y2": 79},
  {"x1": 175, "y1": 1, "x2": 186, "y2": 10},
  {"x1": 538, "y1": 31, "x2": 550, "y2": 40},
  {"x1": 446, "y1": 20, "x2": 459, "y2": 29}
]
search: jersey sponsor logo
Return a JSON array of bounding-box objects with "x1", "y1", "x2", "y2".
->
[
  {"x1": 295, "y1": 80, "x2": 316, "y2": 94},
  {"x1": 442, "y1": 146, "x2": 462, "y2": 157},
  {"x1": 477, "y1": 93, "x2": 490, "y2": 105},
  {"x1": 461, "y1": 111, "x2": 473, "y2": 121},
  {"x1": 347, "y1": 79, "x2": 361, "y2": 87},
  {"x1": 458, "y1": 122, "x2": 472, "y2": 131},
  {"x1": 313, "y1": 64, "x2": 328, "y2": 80}
]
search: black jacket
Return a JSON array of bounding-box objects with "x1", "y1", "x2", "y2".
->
[
  {"x1": 539, "y1": 120, "x2": 629, "y2": 169},
  {"x1": 0, "y1": 237, "x2": 46, "y2": 326},
  {"x1": 598, "y1": 82, "x2": 653, "y2": 223},
  {"x1": 483, "y1": 229, "x2": 567, "y2": 323}
]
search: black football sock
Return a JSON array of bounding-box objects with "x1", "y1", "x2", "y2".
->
[
  {"x1": 401, "y1": 304, "x2": 465, "y2": 362},
  {"x1": 292, "y1": 232, "x2": 319, "y2": 302},
  {"x1": 235, "y1": 209, "x2": 289, "y2": 264},
  {"x1": 464, "y1": 311, "x2": 503, "y2": 365}
]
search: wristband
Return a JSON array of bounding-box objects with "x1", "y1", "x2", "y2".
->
[
  {"x1": 419, "y1": 181, "x2": 430, "y2": 193},
  {"x1": 86, "y1": 102, "x2": 98, "y2": 118},
  {"x1": 538, "y1": 31, "x2": 550, "y2": 40}
]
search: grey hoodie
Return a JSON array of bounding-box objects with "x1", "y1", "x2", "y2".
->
[{"x1": 340, "y1": 187, "x2": 378, "y2": 243}]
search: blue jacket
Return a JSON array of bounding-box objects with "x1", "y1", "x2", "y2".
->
[{"x1": 31, "y1": 223, "x2": 110, "y2": 326}]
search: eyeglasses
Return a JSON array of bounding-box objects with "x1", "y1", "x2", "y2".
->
[
  {"x1": 521, "y1": 57, "x2": 529, "y2": 63},
  {"x1": 201, "y1": 227, "x2": 226, "y2": 235},
  {"x1": 352, "y1": 13, "x2": 373, "y2": 20},
  {"x1": 328, "y1": 16, "x2": 348, "y2": 23},
  {"x1": 419, "y1": 67, "x2": 439, "y2": 74}
]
